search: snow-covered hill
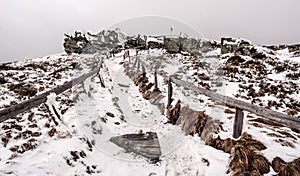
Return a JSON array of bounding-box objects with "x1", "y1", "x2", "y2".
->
[{"x1": 0, "y1": 33, "x2": 299, "y2": 175}]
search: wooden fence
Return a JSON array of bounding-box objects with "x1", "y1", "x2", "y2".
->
[
  {"x1": 0, "y1": 59, "x2": 103, "y2": 123},
  {"x1": 1, "y1": 53, "x2": 299, "y2": 139},
  {"x1": 133, "y1": 57, "x2": 300, "y2": 138}
]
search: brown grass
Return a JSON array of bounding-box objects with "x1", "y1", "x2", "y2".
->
[
  {"x1": 208, "y1": 132, "x2": 266, "y2": 154},
  {"x1": 272, "y1": 157, "x2": 286, "y2": 172},
  {"x1": 249, "y1": 118, "x2": 284, "y2": 128},
  {"x1": 224, "y1": 109, "x2": 235, "y2": 114},
  {"x1": 228, "y1": 145, "x2": 251, "y2": 173},
  {"x1": 228, "y1": 145, "x2": 270, "y2": 175},
  {"x1": 250, "y1": 152, "x2": 270, "y2": 174},
  {"x1": 191, "y1": 111, "x2": 208, "y2": 135},
  {"x1": 272, "y1": 157, "x2": 300, "y2": 176}
]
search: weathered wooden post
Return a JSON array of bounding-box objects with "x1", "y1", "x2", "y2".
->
[
  {"x1": 142, "y1": 65, "x2": 146, "y2": 77},
  {"x1": 99, "y1": 74, "x2": 105, "y2": 88},
  {"x1": 81, "y1": 82, "x2": 87, "y2": 94},
  {"x1": 97, "y1": 58, "x2": 105, "y2": 88},
  {"x1": 99, "y1": 57, "x2": 103, "y2": 68},
  {"x1": 154, "y1": 70, "x2": 158, "y2": 90},
  {"x1": 127, "y1": 50, "x2": 130, "y2": 60},
  {"x1": 233, "y1": 107, "x2": 244, "y2": 138},
  {"x1": 167, "y1": 77, "x2": 173, "y2": 107},
  {"x1": 134, "y1": 58, "x2": 138, "y2": 67}
]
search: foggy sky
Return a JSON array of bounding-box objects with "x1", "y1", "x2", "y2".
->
[{"x1": 0, "y1": 0, "x2": 299, "y2": 63}]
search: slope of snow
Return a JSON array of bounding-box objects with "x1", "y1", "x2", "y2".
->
[{"x1": 0, "y1": 43, "x2": 299, "y2": 175}]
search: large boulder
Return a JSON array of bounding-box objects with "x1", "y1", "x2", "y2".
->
[
  {"x1": 63, "y1": 32, "x2": 89, "y2": 54},
  {"x1": 110, "y1": 132, "x2": 161, "y2": 160},
  {"x1": 125, "y1": 35, "x2": 146, "y2": 49},
  {"x1": 221, "y1": 37, "x2": 251, "y2": 54},
  {"x1": 64, "y1": 29, "x2": 127, "y2": 54},
  {"x1": 164, "y1": 37, "x2": 180, "y2": 53},
  {"x1": 63, "y1": 38, "x2": 83, "y2": 54}
]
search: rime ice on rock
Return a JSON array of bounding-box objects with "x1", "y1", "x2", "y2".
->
[{"x1": 110, "y1": 132, "x2": 161, "y2": 160}]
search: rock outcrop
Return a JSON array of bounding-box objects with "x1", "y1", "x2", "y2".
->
[
  {"x1": 63, "y1": 32, "x2": 89, "y2": 54},
  {"x1": 164, "y1": 37, "x2": 180, "y2": 53},
  {"x1": 221, "y1": 37, "x2": 251, "y2": 54},
  {"x1": 63, "y1": 29, "x2": 126, "y2": 54},
  {"x1": 110, "y1": 132, "x2": 161, "y2": 160}
]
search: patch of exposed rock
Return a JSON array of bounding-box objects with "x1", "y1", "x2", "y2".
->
[{"x1": 110, "y1": 132, "x2": 161, "y2": 160}]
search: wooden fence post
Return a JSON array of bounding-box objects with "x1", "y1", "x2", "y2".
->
[
  {"x1": 99, "y1": 57, "x2": 103, "y2": 68},
  {"x1": 154, "y1": 70, "x2": 158, "y2": 90},
  {"x1": 0, "y1": 65, "x2": 101, "y2": 123},
  {"x1": 97, "y1": 58, "x2": 105, "y2": 88},
  {"x1": 127, "y1": 50, "x2": 131, "y2": 63},
  {"x1": 233, "y1": 107, "x2": 244, "y2": 138},
  {"x1": 167, "y1": 77, "x2": 173, "y2": 107},
  {"x1": 142, "y1": 65, "x2": 146, "y2": 77},
  {"x1": 134, "y1": 58, "x2": 138, "y2": 67},
  {"x1": 81, "y1": 82, "x2": 87, "y2": 94}
]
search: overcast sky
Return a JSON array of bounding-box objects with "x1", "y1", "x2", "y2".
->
[{"x1": 0, "y1": 0, "x2": 299, "y2": 63}]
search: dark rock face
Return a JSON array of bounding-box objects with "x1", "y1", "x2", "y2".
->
[
  {"x1": 148, "y1": 41, "x2": 162, "y2": 49},
  {"x1": 110, "y1": 132, "x2": 161, "y2": 160},
  {"x1": 164, "y1": 37, "x2": 217, "y2": 55},
  {"x1": 125, "y1": 36, "x2": 146, "y2": 49},
  {"x1": 63, "y1": 29, "x2": 126, "y2": 54},
  {"x1": 63, "y1": 32, "x2": 89, "y2": 54},
  {"x1": 63, "y1": 38, "x2": 82, "y2": 54},
  {"x1": 164, "y1": 38, "x2": 180, "y2": 53},
  {"x1": 221, "y1": 37, "x2": 251, "y2": 54}
]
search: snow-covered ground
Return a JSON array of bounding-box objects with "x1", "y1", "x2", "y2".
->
[
  {"x1": 0, "y1": 52, "x2": 229, "y2": 175},
  {"x1": 0, "y1": 44, "x2": 299, "y2": 175}
]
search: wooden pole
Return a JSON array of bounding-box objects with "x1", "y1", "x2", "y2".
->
[
  {"x1": 167, "y1": 77, "x2": 173, "y2": 107},
  {"x1": 142, "y1": 65, "x2": 146, "y2": 77},
  {"x1": 99, "y1": 57, "x2": 103, "y2": 68},
  {"x1": 154, "y1": 70, "x2": 158, "y2": 90},
  {"x1": 134, "y1": 58, "x2": 138, "y2": 67},
  {"x1": 233, "y1": 107, "x2": 244, "y2": 138},
  {"x1": 97, "y1": 58, "x2": 105, "y2": 88},
  {"x1": 99, "y1": 74, "x2": 105, "y2": 88}
]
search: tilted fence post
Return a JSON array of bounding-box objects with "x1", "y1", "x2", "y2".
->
[
  {"x1": 97, "y1": 58, "x2": 105, "y2": 88},
  {"x1": 154, "y1": 70, "x2": 158, "y2": 90},
  {"x1": 133, "y1": 58, "x2": 138, "y2": 67},
  {"x1": 167, "y1": 77, "x2": 173, "y2": 107},
  {"x1": 233, "y1": 107, "x2": 244, "y2": 138},
  {"x1": 142, "y1": 65, "x2": 146, "y2": 77}
]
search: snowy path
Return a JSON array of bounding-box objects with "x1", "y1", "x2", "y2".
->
[
  {"x1": 71, "y1": 54, "x2": 229, "y2": 175},
  {"x1": 0, "y1": 54, "x2": 229, "y2": 176}
]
